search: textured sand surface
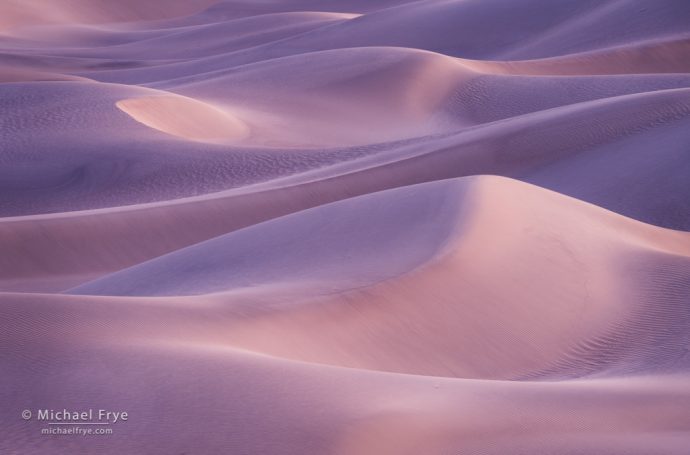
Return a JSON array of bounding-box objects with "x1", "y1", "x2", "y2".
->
[{"x1": 1, "y1": 1, "x2": 689, "y2": 454}]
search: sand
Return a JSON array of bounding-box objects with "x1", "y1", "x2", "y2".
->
[
  {"x1": 116, "y1": 94, "x2": 250, "y2": 143},
  {"x1": 1, "y1": 0, "x2": 689, "y2": 454}
]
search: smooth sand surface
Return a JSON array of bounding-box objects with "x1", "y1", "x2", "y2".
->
[
  {"x1": 116, "y1": 95, "x2": 249, "y2": 143},
  {"x1": 1, "y1": 1, "x2": 690, "y2": 454}
]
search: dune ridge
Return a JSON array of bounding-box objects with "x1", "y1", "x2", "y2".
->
[
  {"x1": 68, "y1": 177, "x2": 690, "y2": 379},
  {"x1": 116, "y1": 94, "x2": 249, "y2": 143}
]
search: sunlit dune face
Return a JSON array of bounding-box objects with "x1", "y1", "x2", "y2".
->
[{"x1": 116, "y1": 95, "x2": 250, "y2": 144}]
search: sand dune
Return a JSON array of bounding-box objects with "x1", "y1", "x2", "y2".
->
[
  {"x1": 479, "y1": 35, "x2": 690, "y2": 75},
  {"x1": 70, "y1": 177, "x2": 690, "y2": 380},
  {"x1": 2, "y1": 0, "x2": 690, "y2": 453},
  {"x1": 9, "y1": 12, "x2": 357, "y2": 58},
  {"x1": 0, "y1": 66, "x2": 91, "y2": 82},
  {"x1": 45, "y1": 0, "x2": 685, "y2": 85},
  {"x1": 172, "y1": 47, "x2": 477, "y2": 146},
  {"x1": 5, "y1": 286, "x2": 688, "y2": 454},
  {"x1": 70, "y1": 177, "x2": 470, "y2": 297},
  {"x1": 502, "y1": 0, "x2": 690, "y2": 59},
  {"x1": 3, "y1": 179, "x2": 690, "y2": 453},
  {"x1": 116, "y1": 94, "x2": 249, "y2": 143},
  {"x1": 4, "y1": 46, "x2": 690, "y2": 217},
  {"x1": 0, "y1": 0, "x2": 217, "y2": 33},
  {"x1": 3, "y1": 87, "x2": 689, "y2": 290}
]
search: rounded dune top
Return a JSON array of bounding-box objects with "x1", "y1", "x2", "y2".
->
[
  {"x1": 175, "y1": 47, "x2": 478, "y2": 146},
  {"x1": 116, "y1": 95, "x2": 249, "y2": 144},
  {"x1": 67, "y1": 176, "x2": 690, "y2": 379}
]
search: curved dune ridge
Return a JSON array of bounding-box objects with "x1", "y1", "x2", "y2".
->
[
  {"x1": 116, "y1": 94, "x2": 250, "y2": 143},
  {"x1": 1, "y1": 0, "x2": 690, "y2": 454},
  {"x1": 69, "y1": 177, "x2": 690, "y2": 381},
  {"x1": 170, "y1": 47, "x2": 480, "y2": 146}
]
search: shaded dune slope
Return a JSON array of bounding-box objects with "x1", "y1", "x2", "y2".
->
[{"x1": 70, "y1": 177, "x2": 690, "y2": 380}]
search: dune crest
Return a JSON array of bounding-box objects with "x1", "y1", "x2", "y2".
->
[
  {"x1": 116, "y1": 94, "x2": 250, "y2": 143},
  {"x1": 69, "y1": 176, "x2": 690, "y2": 380}
]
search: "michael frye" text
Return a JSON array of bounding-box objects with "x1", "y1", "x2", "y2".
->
[{"x1": 37, "y1": 409, "x2": 128, "y2": 423}]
